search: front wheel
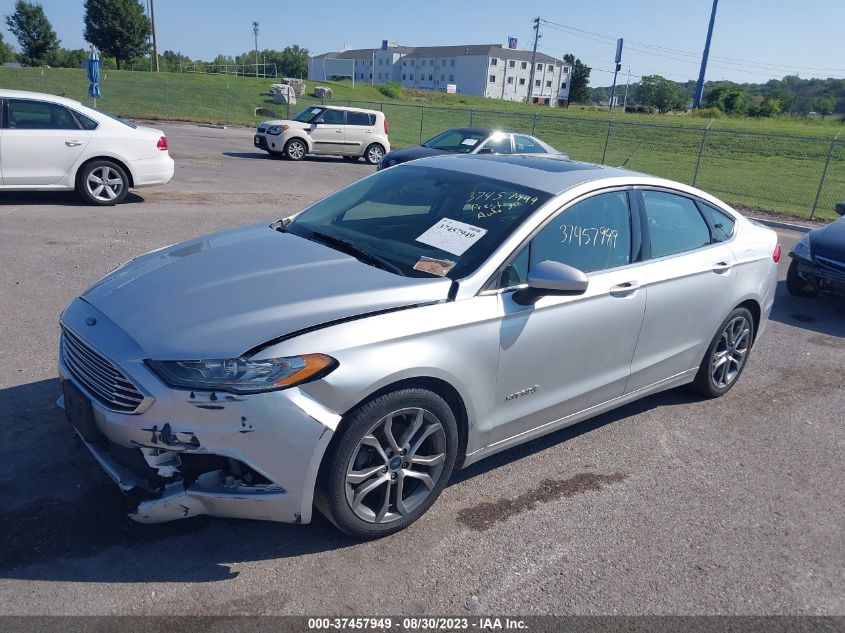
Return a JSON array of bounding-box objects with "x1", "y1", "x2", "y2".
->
[
  {"x1": 691, "y1": 307, "x2": 755, "y2": 398},
  {"x1": 786, "y1": 259, "x2": 817, "y2": 297},
  {"x1": 76, "y1": 160, "x2": 129, "y2": 206},
  {"x1": 316, "y1": 388, "x2": 458, "y2": 538},
  {"x1": 364, "y1": 143, "x2": 385, "y2": 165},
  {"x1": 285, "y1": 138, "x2": 307, "y2": 161}
]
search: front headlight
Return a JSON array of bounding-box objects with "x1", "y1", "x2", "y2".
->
[
  {"x1": 267, "y1": 124, "x2": 288, "y2": 135},
  {"x1": 791, "y1": 234, "x2": 812, "y2": 261},
  {"x1": 147, "y1": 354, "x2": 337, "y2": 394}
]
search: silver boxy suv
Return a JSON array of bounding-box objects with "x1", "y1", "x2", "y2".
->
[{"x1": 58, "y1": 154, "x2": 779, "y2": 538}]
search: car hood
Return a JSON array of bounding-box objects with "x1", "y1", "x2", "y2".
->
[
  {"x1": 81, "y1": 224, "x2": 452, "y2": 360},
  {"x1": 260, "y1": 119, "x2": 309, "y2": 130},
  {"x1": 810, "y1": 217, "x2": 845, "y2": 260},
  {"x1": 384, "y1": 146, "x2": 449, "y2": 164}
]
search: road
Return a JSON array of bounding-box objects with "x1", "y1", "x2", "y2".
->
[{"x1": 0, "y1": 123, "x2": 842, "y2": 616}]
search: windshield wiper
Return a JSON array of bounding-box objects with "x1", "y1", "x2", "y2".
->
[{"x1": 309, "y1": 231, "x2": 406, "y2": 276}]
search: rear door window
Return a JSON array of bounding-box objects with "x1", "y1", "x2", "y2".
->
[
  {"x1": 7, "y1": 99, "x2": 80, "y2": 130},
  {"x1": 641, "y1": 190, "x2": 711, "y2": 258},
  {"x1": 347, "y1": 111, "x2": 373, "y2": 126}
]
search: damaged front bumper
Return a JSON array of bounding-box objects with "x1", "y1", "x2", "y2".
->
[
  {"x1": 58, "y1": 298, "x2": 340, "y2": 524},
  {"x1": 791, "y1": 254, "x2": 845, "y2": 295}
]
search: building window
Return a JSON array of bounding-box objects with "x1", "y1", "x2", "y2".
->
[
  {"x1": 536, "y1": 63, "x2": 542, "y2": 70},
  {"x1": 410, "y1": 74, "x2": 414, "y2": 80},
  {"x1": 521, "y1": 61, "x2": 527, "y2": 69},
  {"x1": 429, "y1": 74, "x2": 433, "y2": 81},
  {"x1": 535, "y1": 79, "x2": 541, "y2": 87},
  {"x1": 563, "y1": 66, "x2": 570, "y2": 73},
  {"x1": 489, "y1": 74, "x2": 496, "y2": 83},
  {"x1": 449, "y1": 74, "x2": 454, "y2": 81},
  {"x1": 491, "y1": 58, "x2": 498, "y2": 66},
  {"x1": 450, "y1": 58, "x2": 455, "y2": 66},
  {"x1": 509, "y1": 60, "x2": 515, "y2": 68},
  {"x1": 547, "y1": 64, "x2": 553, "y2": 71},
  {"x1": 507, "y1": 76, "x2": 513, "y2": 84},
  {"x1": 410, "y1": 59, "x2": 415, "y2": 66},
  {"x1": 519, "y1": 78, "x2": 525, "y2": 85},
  {"x1": 440, "y1": 73, "x2": 444, "y2": 81},
  {"x1": 421, "y1": 59, "x2": 426, "y2": 66},
  {"x1": 546, "y1": 80, "x2": 552, "y2": 87},
  {"x1": 402, "y1": 74, "x2": 406, "y2": 80},
  {"x1": 403, "y1": 60, "x2": 406, "y2": 67},
  {"x1": 561, "y1": 81, "x2": 567, "y2": 88}
]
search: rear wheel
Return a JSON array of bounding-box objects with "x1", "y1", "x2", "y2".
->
[
  {"x1": 285, "y1": 138, "x2": 307, "y2": 161},
  {"x1": 691, "y1": 307, "x2": 755, "y2": 398},
  {"x1": 316, "y1": 388, "x2": 458, "y2": 539},
  {"x1": 786, "y1": 259, "x2": 817, "y2": 297},
  {"x1": 364, "y1": 143, "x2": 385, "y2": 165},
  {"x1": 76, "y1": 160, "x2": 129, "y2": 206}
]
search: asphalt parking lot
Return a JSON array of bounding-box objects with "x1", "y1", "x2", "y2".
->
[{"x1": 0, "y1": 123, "x2": 843, "y2": 616}]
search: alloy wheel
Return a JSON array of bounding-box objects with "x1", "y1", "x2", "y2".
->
[
  {"x1": 344, "y1": 407, "x2": 446, "y2": 524},
  {"x1": 367, "y1": 145, "x2": 384, "y2": 164},
  {"x1": 287, "y1": 140, "x2": 305, "y2": 160},
  {"x1": 85, "y1": 166, "x2": 124, "y2": 202},
  {"x1": 711, "y1": 315, "x2": 751, "y2": 389}
]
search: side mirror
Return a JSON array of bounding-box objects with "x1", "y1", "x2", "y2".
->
[
  {"x1": 513, "y1": 260, "x2": 589, "y2": 305},
  {"x1": 836, "y1": 201, "x2": 845, "y2": 217}
]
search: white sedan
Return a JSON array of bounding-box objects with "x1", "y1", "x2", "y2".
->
[{"x1": 0, "y1": 89, "x2": 174, "y2": 205}]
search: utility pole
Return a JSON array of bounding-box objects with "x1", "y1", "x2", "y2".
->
[
  {"x1": 527, "y1": 16, "x2": 540, "y2": 102},
  {"x1": 609, "y1": 38, "x2": 623, "y2": 112},
  {"x1": 693, "y1": 0, "x2": 719, "y2": 109},
  {"x1": 623, "y1": 67, "x2": 631, "y2": 109},
  {"x1": 149, "y1": 0, "x2": 159, "y2": 71},
  {"x1": 253, "y1": 21, "x2": 260, "y2": 77}
]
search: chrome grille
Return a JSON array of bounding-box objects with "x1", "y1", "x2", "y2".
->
[{"x1": 61, "y1": 327, "x2": 144, "y2": 413}]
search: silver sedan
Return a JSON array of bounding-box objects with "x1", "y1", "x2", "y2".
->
[{"x1": 58, "y1": 154, "x2": 779, "y2": 538}]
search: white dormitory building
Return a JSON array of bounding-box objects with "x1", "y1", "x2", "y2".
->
[{"x1": 308, "y1": 41, "x2": 571, "y2": 106}]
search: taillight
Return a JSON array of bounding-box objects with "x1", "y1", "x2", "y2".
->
[
  {"x1": 156, "y1": 136, "x2": 168, "y2": 151},
  {"x1": 384, "y1": 117, "x2": 389, "y2": 135},
  {"x1": 773, "y1": 244, "x2": 781, "y2": 263}
]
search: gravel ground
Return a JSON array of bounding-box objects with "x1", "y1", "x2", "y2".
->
[{"x1": 0, "y1": 123, "x2": 843, "y2": 616}]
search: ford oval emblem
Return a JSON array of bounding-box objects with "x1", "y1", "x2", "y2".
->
[{"x1": 85, "y1": 317, "x2": 97, "y2": 326}]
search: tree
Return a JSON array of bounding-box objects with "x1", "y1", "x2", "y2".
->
[
  {"x1": 636, "y1": 75, "x2": 685, "y2": 112},
  {"x1": 47, "y1": 47, "x2": 87, "y2": 68},
  {"x1": 83, "y1": 0, "x2": 150, "y2": 70},
  {"x1": 4, "y1": 0, "x2": 59, "y2": 66},
  {"x1": 563, "y1": 53, "x2": 591, "y2": 104},
  {"x1": 278, "y1": 45, "x2": 308, "y2": 78},
  {"x1": 704, "y1": 82, "x2": 749, "y2": 115},
  {"x1": 0, "y1": 32, "x2": 14, "y2": 63}
]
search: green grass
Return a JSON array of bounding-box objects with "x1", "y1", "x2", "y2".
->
[{"x1": 2, "y1": 67, "x2": 843, "y2": 219}]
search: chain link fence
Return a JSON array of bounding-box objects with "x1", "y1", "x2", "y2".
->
[{"x1": 4, "y1": 68, "x2": 843, "y2": 220}]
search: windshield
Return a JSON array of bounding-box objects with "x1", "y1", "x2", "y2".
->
[
  {"x1": 292, "y1": 106, "x2": 325, "y2": 123},
  {"x1": 286, "y1": 165, "x2": 551, "y2": 279},
  {"x1": 423, "y1": 129, "x2": 490, "y2": 153}
]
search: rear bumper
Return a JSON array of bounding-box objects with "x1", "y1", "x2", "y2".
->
[
  {"x1": 57, "y1": 298, "x2": 341, "y2": 524},
  {"x1": 130, "y1": 154, "x2": 175, "y2": 188}
]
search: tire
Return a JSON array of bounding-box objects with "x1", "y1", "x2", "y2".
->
[
  {"x1": 786, "y1": 259, "x2": 817, "y2": 297},
  {"x1": 268, "y1": 150, "x2": 285, "y2": 160},
  {"x1": 364, "y1": 143, "x2": 385, "y2": 166},
  {"x1": 691, "y1": 307, "x2": 755, "y2": 398},
  {"x1": 76, "y1": 160, "x2": 129, "y2": 206},
  {"x1": 315, "y1": 388, "x2": 458, "y2": 539},
  {"x1": 285, "y1": 138, "x2": 307, "y2": 161}
]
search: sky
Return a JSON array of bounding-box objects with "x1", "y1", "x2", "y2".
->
[{"x1": 2, "y1": 0, "x2": 844, "y2": 85}]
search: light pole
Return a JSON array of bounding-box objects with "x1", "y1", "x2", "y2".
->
[
  {"x1": 252, "y1": 21, "x2": 259, "y2": 77},
  {"x1": 693, "y1": 0, "x2": 719, "y2": 109}
]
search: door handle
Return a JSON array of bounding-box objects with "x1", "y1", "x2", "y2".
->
[
  {"x1": 65, "y1": 140, "x2": 83, "y2": 147},
  {"x1": 712, "y1": 261, "x2": 733, "y2": 274},
  {"x1": 609, "y1": 281, "x2": 640, "y2": 297},
  {"x1": 335, "y1": 130, "x2": 343, "y2": 134}
]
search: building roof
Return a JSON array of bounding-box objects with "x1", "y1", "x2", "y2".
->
[{"x1": 313, "y1": 43, "x2": 562, "y2": 64}]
